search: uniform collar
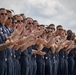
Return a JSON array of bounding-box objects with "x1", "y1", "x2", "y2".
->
[{"x1": 0, "y1": 23, "x2": 3, "y2": 27}]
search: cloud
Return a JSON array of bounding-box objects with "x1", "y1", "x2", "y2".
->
[{"x1": 0, "y1": 0, "x2": 76, "y2": 34}]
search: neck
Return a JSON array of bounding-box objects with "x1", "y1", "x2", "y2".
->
[{"x1": 5, "y1": 24, "x2": 10, "y2": 28}]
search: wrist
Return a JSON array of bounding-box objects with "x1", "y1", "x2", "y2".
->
[{"x1": 3, "y1": 43, "x2": 8, "y2": 48}]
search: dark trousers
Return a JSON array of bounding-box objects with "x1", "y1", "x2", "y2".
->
[
  {"x1": 20, "y1": 55, "x2": 30, "y2": 75},
  {"x1": 74, "y1": 56, "x2": 76, "y2": 75},
  {"x1": 7, "y1": 57, "x2": 14, "y2": 75},
  {"x1": 14, "y1": 58, "x2": 21, "y2": 75},
  {"x1": 0, "y1": 59, "x2": 7, "y2": 75},
  {"x1": 68, "y1": 56, "x2": 74, "y2": 75},
  {"x1": 58, "y1": 57, "x2": 68, "y2": 75},
  {"x1": 52, "y1": 57, "x2": 58, "y2": 75},
  {"x1": 31, "y1": 55, "x2": 37, "y2": 75},
  {"x1": 45, "y1": 57, "x2": 52, "y2": 75},
  {"x1": 36, "y1": 55, "x2": 45, "y2": 75}
]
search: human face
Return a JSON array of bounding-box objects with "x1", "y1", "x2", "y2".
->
[
  {"x1": 16, "y1": 16, "x2": 23, "y2": 25},
  {"x1": 57, "y1": 27, "x2": 63, "y2": 31},
  {"x1": 6, "y1": 12, "x2": 13, "y2": 26},
  {"x1": 49, "y1": 25, "x2": 55, "y2": 31},
  {"x1": 12, "y1": 20, "x2": 17, "y2": 29},
  {"x1": 40, "y1": 26, "x2": 45, "y2": 31},
  {"x1": 0, "y1": 9, "x2": 8, "y2": 24},
  {"x1": 61, "y1": 30, "x2": 65, "y2": 35},
  {"x1": 33, "y1": 21, "x2": 39, "y2": 29},
  {"x1": 47, "y1": 30, "x2": 53, "y2": 36},
  {"x1": 57, "y1": 27, "x2": 63, "y2": 35},
  {"x1": 27, "y1": 18, "x2": 33, "y2": 29}
]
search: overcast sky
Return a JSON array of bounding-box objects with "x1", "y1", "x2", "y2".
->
[{"x1": 0, "y1": 0, "x2": 76, "y2": 34}]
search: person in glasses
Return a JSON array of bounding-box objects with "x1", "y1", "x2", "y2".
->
[
  {"x1": 39, "y1": 24, "x2": 45, "y2": 30},
  {"x1": 11, "y1": 17, "x2": 17, "y2": 32},
  {"x1": 56, "y1": 25, "x2": 63, "y2": 36},
  {"x1": 68, "y1": 32, "x2": 75, "y2": 75},
  {"x1": 49, "y1": 24, "x2": 55, "y2": 31},
  {"x1": 13, "y1": 14, "x2": 24, "y2": 75},
  {"x1": 20, "y1": 13, "x2": 27, "y2": 26},
  {"x1": 5, "y1": 10, "x2": 13, "y2": 35},
  {"x1": 5, "y1": 9, "x2": 15, "y2": 75},
  {"x1": 67, "y1": 30, "x2": 73, "y2": 40},
  {"x1": 33, "y1": 20, "x2": 39, "y2": 31},
  {"x1": 0, "y1": 8, "x2": 23, "y2": 75},
  {"x1": 26, "y1": 17, "x2": 34, "y2": 31},
  {"x1": 0, "y1": 8, "x2": 8, "y2": 75},
  {"x1": 57, "y1": 29, "x2": 69, "y2": 75}
]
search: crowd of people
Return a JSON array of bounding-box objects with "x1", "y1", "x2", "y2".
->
[{"x1": 0, "y1": 8, "x2": 76, "y2": 75}]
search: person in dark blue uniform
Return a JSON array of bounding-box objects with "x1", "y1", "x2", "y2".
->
[
  {"x1": 5, "y1": 9, "x2": 15, "y2": 75},
  {"x1": 31, "y1": 45, "x2": 37, "y2": 75},
  {"x1": 13, "y1": 47, "x2": 21, "y2": 75},
  {"x1": 51, "y1": 46, "x2": 59, "y2": 75},
  {"x1": 43, "y1": 47, "x2": 52, "y2": 75},
  {"x1": 20, "y1": 48, "x2": 30, "y2": 75},
  {"x1": 0, "y1": 8, "x2": 8, "y2": 75},
  {"x1": 68, "y1": 48, "x2": 75, "y2": 75},
  {"x1": 36, "y1": 52, "x2": 45, "y2": 75},
  {"x1": 19, "y1": 39, "x2": 38, "y2": 75},
  {"x1": 0, "y1": 8, "x2": 18, "y2": 75}
]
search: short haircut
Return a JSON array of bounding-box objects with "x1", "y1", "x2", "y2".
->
[
  {"x1": 15, "y1": 14, "x2": 21, "y2": 17},
  {"x1": 49, "y1": 24, "x2": 55, "y2": 26},
  {"x1": 56, "y1": 25, "x2": 63, "y2": 29},
  {"x1": 6, "y1": 9, "x2": 12, "y2": 13},
  {"x1": 20, "y1": 13, "x2": 24, "y2": 16},
  {"x1": 46, "y1": 26, "x2": 50, "y2": 29},
  {"x1": 33, "y1": 20, "x2": 37, "y2": 22},
  {"x1": 40, "y1": 24, "x2": 45, "y2": 26},
  {"x1": 0, "y1": 8, "x2": 6, "y2": 11},
  {"x1": 26, "y1": 17, "x2": 33, "y2": 20}
]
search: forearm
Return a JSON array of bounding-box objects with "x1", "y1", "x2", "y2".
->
[
  {"x1": 47, "y1": 37, "x2": 55, "y2": 48},
  {"x1": 21, "y1": 40, "x2": 36, "y2": 52},
  {"x1": 0, "y1": 40, "x2": 14, "y2": 50},
  {"x1": 0, "y1": 43, "x2": 8, "y2": 50},
  {"x1": 16, "y1": 35, "x2": 32, "y2": 46},
  {"x1": 10, "y1": 29, "x2": 20, "y2": 40},
  {"x1": 32, "y1": 50, "x2": 38, "y2": 54},
  {"x1": 37, "y1": 38, "x2": 48, "y2": 47}
]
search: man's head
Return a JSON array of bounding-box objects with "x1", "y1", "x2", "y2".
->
[
  {"x1": 56, "y1": 25, "x2": 63, "y2": 35},
  {"x1": 15, "y1": 14, "x2": 23, "y2": 25},
  {"x1": 56, "y1": 25, "x2": 63, "y2": 30},
  {"x1": 26, "y1": 17, "x2": 33, "y2": 29},
  {"x1": 20, "y1": 13, "x2": 27, "y2": 24},
  {"x1": 33, "y1": 20, "x2": 39, "y2": 29},
  {"x1": 49, "y1": 24, "x2": 55, "y2": 31},
  {"x1": 5, "y1": 9, "x2": 13, "y2": 27},
  {"x1": 0, "y1": 8, "x2": 8, "y2": 25},
  {"x1": 39, "y1": 24, "x2": 45, "y2": 30}
]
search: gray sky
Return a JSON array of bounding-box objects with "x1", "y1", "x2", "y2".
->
[{"x1": 0, "y1": 0, "x2": 76, "y2": 33}]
